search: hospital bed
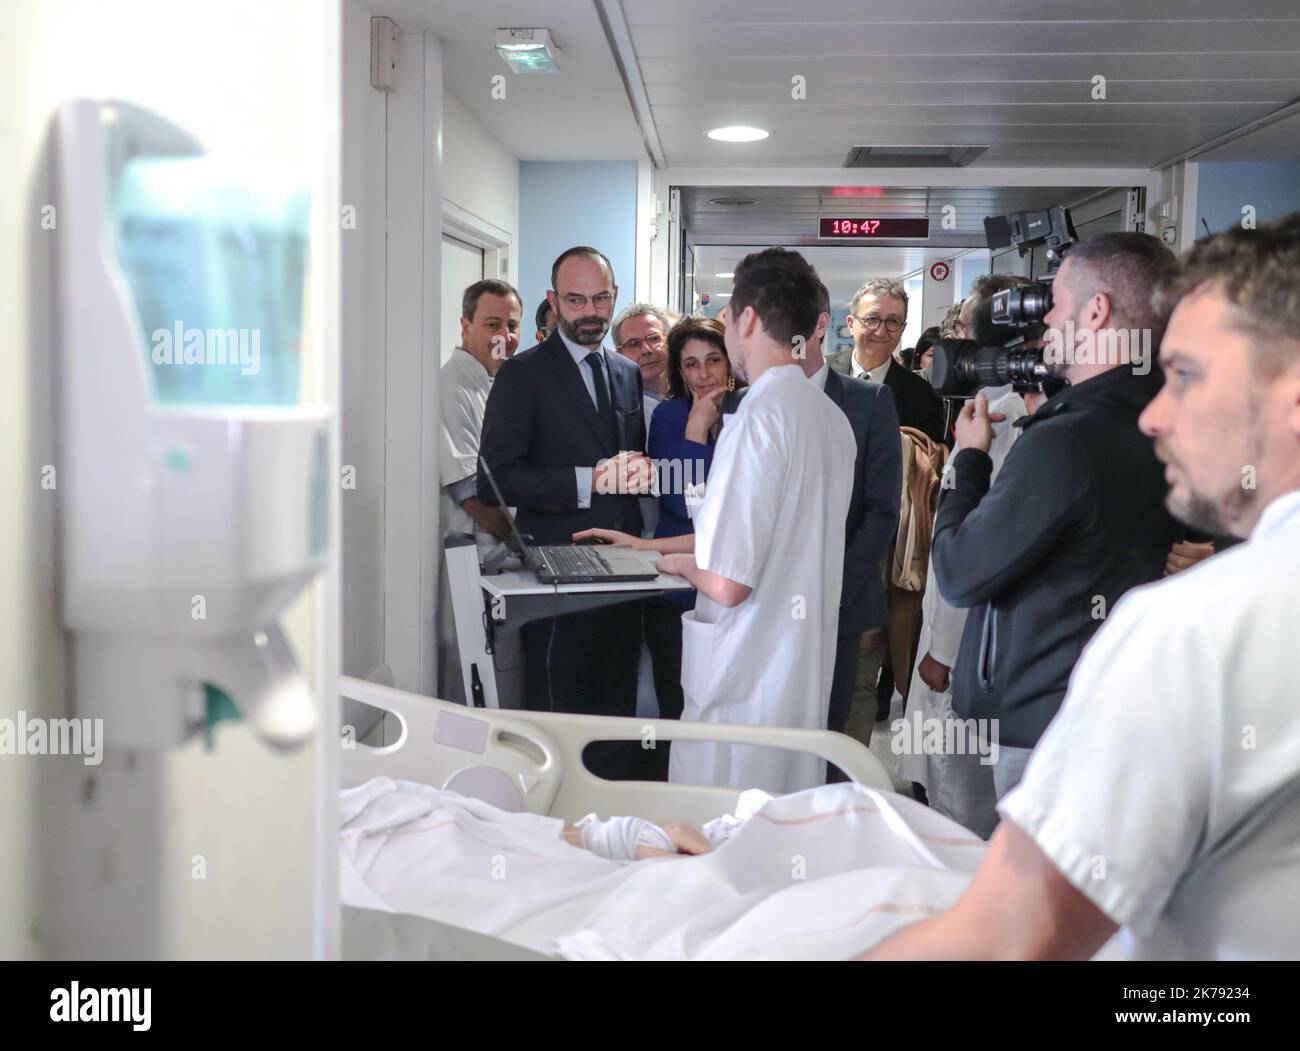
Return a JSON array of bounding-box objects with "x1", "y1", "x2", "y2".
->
[{"x1": 338, "y1": 675, "x2": 895, "y2": 960}]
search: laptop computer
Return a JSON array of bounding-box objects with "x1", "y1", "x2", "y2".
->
[{"x1": 478, "y1": 459, "x2": 661, "y2": 585}]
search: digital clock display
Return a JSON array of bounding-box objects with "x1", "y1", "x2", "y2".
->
[{"x1": 819, "y1": 217, "x2": 930, "y2": 239}]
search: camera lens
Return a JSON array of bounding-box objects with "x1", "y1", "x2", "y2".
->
[
  {"x1": 992, "y1": 284, "x2": 1053, "y2": 325},
  {"x1": 1019, "y1": 284, "x2": 1052, "y2": 319}
]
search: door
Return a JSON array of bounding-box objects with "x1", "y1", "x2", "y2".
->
[{"x1": 440, "y1": 233, "x2": 484, "y2": 365}]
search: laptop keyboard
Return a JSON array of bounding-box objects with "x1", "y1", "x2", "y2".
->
[{"x1": 537, "y1": 545, "x2": 611, "y2": 578}]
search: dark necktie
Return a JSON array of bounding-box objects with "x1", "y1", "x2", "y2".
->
[{"x1": 584, "y1": 351, "x2": 617, "y2": 447}]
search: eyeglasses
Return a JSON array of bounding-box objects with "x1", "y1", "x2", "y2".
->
[
  {"x1": 618, "y1": 332, "x2": 665, "y2": 353},
  {"x1": 556, "y1": 290, "x2": 615, "y2": 310},
  {"x1": 851, "y1": 314, "x2": 905, "y2": 334}
]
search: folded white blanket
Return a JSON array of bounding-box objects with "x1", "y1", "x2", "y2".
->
[{"x1": 340, "y1": 778, "x2": 987, "y2": 960}]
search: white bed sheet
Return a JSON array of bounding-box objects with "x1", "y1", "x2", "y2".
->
[{"x1": 340, "y1": 777, "x2": 987, "y2": 960}]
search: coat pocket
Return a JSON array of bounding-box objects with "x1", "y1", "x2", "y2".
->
[
  {"x1": 679, "y1": 612, "x2": 719, "y2": 713},
  {"x1": 614, "y1": 405, "x2": 643, "y2": 450}
]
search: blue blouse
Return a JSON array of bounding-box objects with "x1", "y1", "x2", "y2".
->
[{"x1": 647, "y1": 395, "x2": 717, "y2": 609}]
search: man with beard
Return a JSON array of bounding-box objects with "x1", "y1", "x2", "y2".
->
[
  {"x1": 928, "y1": 232, "x2": 1180, "y2": 799},
  {"x1": 866, "y1": 212, "x2": 1300, "y2": 961},
  {"x1": 477, "y1": 246, "x2": 652, "y2": 778}
]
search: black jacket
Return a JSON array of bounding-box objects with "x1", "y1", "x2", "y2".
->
[
  {"x1": 824, "y1": 369, "x2": 902, "y2": 635},
  {"x1": 477, "y1": 331, "x2": 645, "y2": 544},
  {"x1": 931, "y1": 367, "x2": 1177, "y2": 748},
  {"x1": 828, "y1": 350, "x2": 947, "y2": 445}
]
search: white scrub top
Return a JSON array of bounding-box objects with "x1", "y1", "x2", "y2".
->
[
  {"x1": 669, "y1": 364, "x2": 856, "y2": 795},
  {"x1": 1001, "y1": 488, "x2": 1300, "y2": 959},
  {"x1": 438, "y1": 347, "x2": 493, "y2": 548}
]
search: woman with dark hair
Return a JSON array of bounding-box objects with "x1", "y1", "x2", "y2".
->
[
  {"x1": 915, "y1": 325, "x2": 941, "y2": 376},
  {"x1": 655, "y1": 317, "x2": 735, "y2": 533}
]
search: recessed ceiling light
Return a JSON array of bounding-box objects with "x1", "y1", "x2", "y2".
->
[
  {"x1": 707, "y1": 126, "x2": 769, "y2": 143},
  {"x1": 708, "y1": 196, "x2": 758, "y2": 206},
  {"x1": 715, "y1": 272, "x2": 734, "y2": 279}
]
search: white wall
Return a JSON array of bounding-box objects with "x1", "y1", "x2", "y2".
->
[
  {"x1": 442, "y1": 91, "x2": 520, "y2": 287},
  {"x1": 339, "y1": 23, "x2": 521, "y2": 699},
  {"x1": 0, "y1": 0, "x2": 339, "y2": 959}
]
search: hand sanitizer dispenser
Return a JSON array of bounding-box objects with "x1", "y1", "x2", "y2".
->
[{"x1": 56, "y1": 99, "x2": 329, "y2": 750}]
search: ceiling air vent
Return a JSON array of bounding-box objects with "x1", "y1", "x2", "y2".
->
[
  {"x1": 844, "y1": 145, "x2": 989, "y2": 168},
  {"x1": 708, "y1": 196, "x2": 758, "y2": 206}
]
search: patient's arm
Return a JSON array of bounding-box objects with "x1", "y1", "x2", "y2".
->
[
  {"x1": 859, "y1": 818, "x2": 1117, "y2": 960},
  {"x1": 659, "y1": 822, "x2": 714, "y2": 857},
  {"x1": 563, "y1": 819, "x2": 714, "y2": 861}
]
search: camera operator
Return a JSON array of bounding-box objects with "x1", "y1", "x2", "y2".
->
[{"x1": 930, "y1": 232, "x2": 1180, "y2": 798}]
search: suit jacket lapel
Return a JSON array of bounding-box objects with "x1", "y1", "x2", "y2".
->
[
  {"x1": 823, "y1": 364, "x2": 847, "y2": 409},
  {"x1": 544, "y1": 334, "x2": 615, "y2": 455},
  {"x1": 605, "y1": 354, "x2": 628, "y2": 449},
  {"x1": 882, "y1": 359, "x2": 904, "y2": 399}
]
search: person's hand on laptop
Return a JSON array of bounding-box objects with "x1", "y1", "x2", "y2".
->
[
  {"x1": 572, "y1": 527, "x2": 647, "y2": 549},
  {"x1": 594, "y1": 451, "x2": 654, "y2": 495}
]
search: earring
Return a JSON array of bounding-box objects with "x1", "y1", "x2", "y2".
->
[{"x1": 726, "y1": 374, "x2": 736, "y2": 392}]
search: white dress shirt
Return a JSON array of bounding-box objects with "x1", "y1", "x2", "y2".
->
[
  {"x1": 558, "y1": 329, "x2": 614, "y2": 509},
  {"x1": 851, "y1": 353, "x2": 891, "y2": 386},
  {"x1": 809, "y1": 359, "x2": 830, "y2": 391}
]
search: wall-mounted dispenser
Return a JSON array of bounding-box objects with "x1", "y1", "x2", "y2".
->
[{"x1": 56, "y1": 99, "x2": 329, "y2": 751}]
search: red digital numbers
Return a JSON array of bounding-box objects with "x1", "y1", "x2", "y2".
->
[
  {"x1": 827, "y1": 218, "x2": 882, "y2": 236},
  {"x1": 820, "y1": 217, "x2": 929, "y2": 238}
]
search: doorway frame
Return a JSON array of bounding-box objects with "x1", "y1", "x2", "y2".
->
[{"x1": 442, "y1": 201, "x2": 511, "y2": 284}]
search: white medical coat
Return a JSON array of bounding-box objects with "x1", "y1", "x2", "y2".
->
[
  {"x1": 669, "y1": 364, "x2": 856, "y2": 795},
  {"x1": 438, "y1": 347, "x2": 494, "y2": 550}
]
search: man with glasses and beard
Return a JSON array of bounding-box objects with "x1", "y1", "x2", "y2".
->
[{"x1": 477, "y1": 246, "x2": 653, "y2": 778}]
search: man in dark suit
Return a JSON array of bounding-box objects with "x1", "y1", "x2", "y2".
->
[
  {"x1": 477, "y1": 246, "x2": 652, "y2": 777},
  {"x1": 828, "y1": 277, "x2": 948, "y2": 446},
  {"x1": 804, "y1": 284, "x2": 902, "y2": 741}
]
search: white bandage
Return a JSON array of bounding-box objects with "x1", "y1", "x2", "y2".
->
[
  {"x1": 702, "y1": 789, "x2": 772, "y2": 847},
  {"x1": 575, "y1": 814, "x2": 676, "y2": 861}
]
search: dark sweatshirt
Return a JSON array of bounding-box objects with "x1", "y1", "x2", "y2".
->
[{"x1": 931, "y1": 366, "x2": 1177, "y2": 749}]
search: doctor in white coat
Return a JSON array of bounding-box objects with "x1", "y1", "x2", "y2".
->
[
  {"x1": 654, "y1": 249, "x2": 855, "y2": 793},
  {"x1": 579, "y1": 250, "x2": 854, "y2": 792}
]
